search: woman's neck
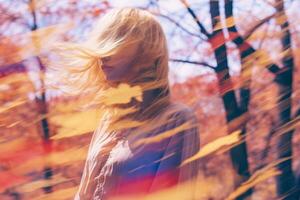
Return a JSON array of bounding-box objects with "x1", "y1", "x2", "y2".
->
[{"x1": 140, "y1": 89, "x2": 156, "y2": 111}]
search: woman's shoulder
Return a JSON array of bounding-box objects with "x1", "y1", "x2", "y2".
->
[
  {"x1": 128, "y1": 102, "x2": 198, "y2": 139},
  {"x1": 167, "y1": 102, "x2": 198, "y2": 123},
  {"x1": 147, "y1": 102, "x2": 199, "y2": 137}
]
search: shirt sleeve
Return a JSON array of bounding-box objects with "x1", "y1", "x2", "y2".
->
[
  {"x1": 178, "y1": 108, "x2": 201, "y2": 200},
  {"x1": 74, "y1": 111, "x2": 119, "y2": 200},
  {"x1": 148, "y1": 105, "x2": 201, "y2": 197},
  {"x1": 178, "y1": 108, "x2": 200, "y2": 183},
  {"x1": 74, "y1": 157, "x2": 97, "y2": 200}
]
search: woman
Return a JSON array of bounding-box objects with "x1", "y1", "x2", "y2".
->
[{"x1": 51, "y1": 7, "x2": 200, "y2": 200}]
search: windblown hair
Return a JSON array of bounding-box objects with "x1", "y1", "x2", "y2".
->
[
  {"x1": 47, "y1": 8, "x2": 172, "y2": 130},
  {"x1": 52, "y1": 9, "x2": 201, "y2": 199}
]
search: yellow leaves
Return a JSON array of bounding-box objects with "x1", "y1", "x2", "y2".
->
[
  {"x1": 144, "y1": 180, "x2": 197, "y2": 200},
  {"x1": 225, "y1": 157, "x2": 292, "y2": 200},
  {"x1": 253, "y1": 48, "x2": 291, "y2": 71},
  {"x1": 17, "y1": 174, "x2": 70, "y2": 193},
  {"x1": 0, "y1": 171, "x2": 29, "y2": 193},
  {"x1": 272, "y1": 115, "x2": 300, "y2": 138},
  {"x1": 224, "y1": 16, "x2": 235, "y2": 28},
  {"x1": 108, "y1": 118, "x2": 145, "y2": 132},
  {"x1": 254, "y1": 49, "x2": 274, "y2": 68},
  {"x1": 109, "y1": 178, "x2": 197, "y2": 200},
  {"x1": 133, "y1": 121, "x2": 195, "y2": 147},
  {"x1": 0, "y1": 73, "x2": 32, "y2": 86},
  {"x1": 113, "y1": 107, "x2": 139, "y2": 119},
  {"x1": 0, "y1": 98, "x2": 27, "y2": 114},
  {"x1": 225, "y1": 167, "x2": 280, "y2": 200},
  {"x1": 0, "y1": 73, "x2": 34, "y2": 100},
  {"x1": 181, "y1": 130, "x2": 242, "y2": 166},
  {"x1": 0, "y1": 23, "x2": 74, "y2": 65},
  {"x1": 11, "y1": 146, "x2": 88, "y2": 175},
  {"x1": 256, "y1": 48, "x2": 290, "y2": 68},
  {"x1": 50, "y1": 109, "x2": 103, "y2": 140},
  {"x1": 109, "y1": 173, "x2": 233, "y2": 200},
  {"x1": 225, "y1": 157, "x2": 291, "y2": 199},
  {"x1": 31, "y1": 23, "x2": 74, "y2": 53},
  {"x1": 46, "y1": 147, "x2": 88, "y2": 165},
  {"x1": 275, "y1": 12, "x2": 288, "y2": 26},
  {"x1": 214, "y1": 16, "x2": 235, "y2": 32},
  {"x1": 102, "y1": 83, "x2": 143, "y2": 106},
  {"x1": 0, "y1": 138, "x2": 28, "y2": 155}
]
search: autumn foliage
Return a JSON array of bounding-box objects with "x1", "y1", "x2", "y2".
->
[{"x1": 1, "y1": 0, "x2": 300, "y2": 200}]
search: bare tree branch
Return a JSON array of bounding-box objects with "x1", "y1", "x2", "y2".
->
[
  {"x1": 244, "y1": 12, "x2": 277, "y2": 40},
  {"x1": 149, "y1": 11, "x2": 203, "y2": 38},
  {"x1": 179, "y1": 0, "x2": 211, "y2": 38},
  {"x1": 169, "y1": 58, "x2": 215, "y2": 69}
]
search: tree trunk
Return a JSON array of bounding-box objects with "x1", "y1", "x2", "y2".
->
[
  {"x1": 209, "y1": 1, "x2": 251, "y2": 199},
  {"x1": 29, "y1": 0, "x2": 53, "y2": 194},
  {"x1": 274, "y1": 1, "x2": 297, "y2": 199}
]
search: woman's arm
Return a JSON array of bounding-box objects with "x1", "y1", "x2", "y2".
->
[
  {"x1": 74, "y1": 111, "x2": 119, "y2": 200},
  {"x1": 148, "y1": 105, "x2": 201, "y2": 197},
  {"x1": 178, "y1": 109, "x2": 200, "y2": 183},
  {"x1": 74, "y1": 158, "x2": 96, "y2": 200}
]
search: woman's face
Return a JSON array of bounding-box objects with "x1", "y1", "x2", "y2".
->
[{"x1": 101, "y1": 44, "x2": 139, "y2": 83}]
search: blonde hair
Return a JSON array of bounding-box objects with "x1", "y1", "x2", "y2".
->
[{"x1": 47, "y1": 8, "x2": 171, "y2": 130}]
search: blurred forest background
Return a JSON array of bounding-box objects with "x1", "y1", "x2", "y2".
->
[{"x1": 1, "y1": 0, "x2": 300, "y2": 199}]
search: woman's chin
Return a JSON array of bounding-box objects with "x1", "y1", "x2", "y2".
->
[
  {"x1": 105, "y1": 74, "x2": 119, "y2": 81},
  {"x1": 105, "y1": 76, "x2": 125, "y2": 87},
  {"x1": 106, "y1": 75, "x2": 130, "y2": 84}
]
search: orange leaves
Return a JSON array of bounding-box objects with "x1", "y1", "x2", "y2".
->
[
  {"x1": 0, "y1": 138, "x2": 44, "y2": 165},
  {"x1": 0, "y1": 138, "x2": 44, "y2": 192},
  {"x1": 93, "y1": 8, "x2": 104, "y2": 17},
  {"x1": 0, "y1": 38, "x2": 23, "y2": 65},
  {"x1": 0, "y1": 171, "x2": 29, "y2": 193},
  {"x1": 0, "y1": 1, "x2": 299, "y2": 199},
  {"x1": 0, "y1": 135, "x2": 86, "y2": 192}
]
